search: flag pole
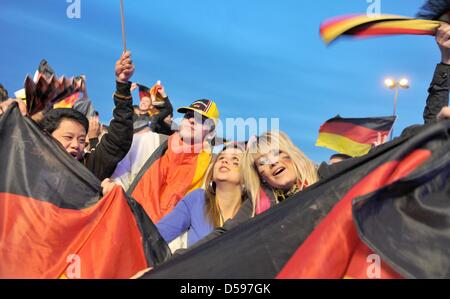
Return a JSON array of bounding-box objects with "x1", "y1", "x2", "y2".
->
[{"x1": 120, "y1": 0, "x2": 127, "y2": 52}]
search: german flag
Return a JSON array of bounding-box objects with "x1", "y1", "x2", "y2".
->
[
  {"x1": 320, "y1": 14, "x2": 442, "y2": 45},
  {"x1": 128, "y1": 134, "x2": 212, "y2": 224},
  {"x1": 138, "y1": 84, "x2": 151, "y2": 100},
  {"x1": 142, "y1": 121, "x2": 450, "y2": 279},
  {"x1": 53, "y1": 92, "x2": 80, "y2": 109},
  {"x1": 316, "y1": 115, "x2": 396, "y2": 157},
  {"x1": 0, "y1": 104, "x2": 171, "y2": 278}
]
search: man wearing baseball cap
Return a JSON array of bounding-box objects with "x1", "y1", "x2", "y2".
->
[{"x1": 129, "y1": 98, "x2": 220, "y2": 225}]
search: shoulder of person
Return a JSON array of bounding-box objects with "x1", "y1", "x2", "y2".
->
[{"x1": 183, "y1": 189, "x2": 206, "y2": 203}]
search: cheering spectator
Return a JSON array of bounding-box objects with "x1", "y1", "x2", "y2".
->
[{"x1": 156, "y1": 143, "x2": 246, "y2": 248}]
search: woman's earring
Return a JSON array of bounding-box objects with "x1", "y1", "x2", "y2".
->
[{"x1": 209, "y1": 181, "x2": 216, "y2": 194}]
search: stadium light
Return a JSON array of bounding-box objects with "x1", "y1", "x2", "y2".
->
[{"x1": 384, "y1": 77, "x2": 410, "y2": 140}]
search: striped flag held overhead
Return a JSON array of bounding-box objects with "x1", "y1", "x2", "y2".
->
[{"x1": 316, "y1": 115, "x2": 396, "y2": 157}]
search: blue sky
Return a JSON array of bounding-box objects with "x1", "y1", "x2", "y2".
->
[{"x1": 0, "y1": 0, "x2": 441, "y2": 162}]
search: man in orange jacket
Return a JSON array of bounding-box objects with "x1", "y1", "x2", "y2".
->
[{"x1": 128, "y1": 99, "x2": 220, "y2": 223}]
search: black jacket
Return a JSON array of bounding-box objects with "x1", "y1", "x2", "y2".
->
[
  {"x1": 423, "y1": 63, "x2": 450, "y2": 124},
  {"x1": 149, "y1": 96, "x2": 175, "y2": 136},
  {"x1": 84, "y1": 81, "x2": 133, "y2": 181}
]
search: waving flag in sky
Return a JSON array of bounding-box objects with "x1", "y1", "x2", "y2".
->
[{"x1": 320, "y1": 0, "x2": 450, "y2": 45}]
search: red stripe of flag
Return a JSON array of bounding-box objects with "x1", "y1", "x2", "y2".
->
[
  {"x1": 276, "y1": 149, "x2": 431, "y2": 279},
  {"x1": 351, "y1": 27, "x2": 435, "y2": 37},
  {"x1": 319, "y1": 121, "x2": 390, "y2": 145}
]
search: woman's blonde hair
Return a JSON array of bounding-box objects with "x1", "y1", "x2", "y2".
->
[
  {"x1": 241, "y1": 131, "x2": 319, "y2": 216},
  {"x1": 204, "y1": 143, "x2": 246, "y2": 228}
]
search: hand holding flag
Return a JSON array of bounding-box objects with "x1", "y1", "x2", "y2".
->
[
  {"x1": 150, "y1": 80, "x2": 167, "y2": 106},
  {"x1": 436, "y1": 23, "x2": 450, "y2": 64},
  {"x1": 0, "y1": 98, "x2": 27, "y2": 117},
  {"x1": 115, "y1": 51, "x2": 135, "y2": 83}
]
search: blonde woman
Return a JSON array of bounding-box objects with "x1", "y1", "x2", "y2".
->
[
  {"x1": 183, "y1": 131, "x2": 319, "y2": 248},
  {"x1": 243, "y1": 131, "x2": 319, "y2": 216},
  {"x1": 155, "y1": 143, "x2": 246, "y2": 248}
]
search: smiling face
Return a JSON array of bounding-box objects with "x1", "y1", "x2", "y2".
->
[
  {"x1": 51, "y1": 118, "x2": 87, "y2": 160},
  {"x1": 139, "y1": 96, "x2": 152, "y2": 112},
  {"x1": 254, "y1": 148, "x2": 297, "y2": 191},
  {"x1": 212, "y1": 147, "x2": 243, "y2": 185}
]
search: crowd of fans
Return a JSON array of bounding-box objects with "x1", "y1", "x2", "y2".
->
[{"x1": 2, "y1": 24, "x2": 450, "y2": 278}]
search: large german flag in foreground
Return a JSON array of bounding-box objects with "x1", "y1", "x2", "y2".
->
[
  {"x1": 316, "y1": 115, "x2": 396, "y2": 157},
  {"x1": 143, "y1": 120, "x2": 450, "y2": 279},
  {"x1": 0, "y1": 104, "x2": 171, "y2": 278}
]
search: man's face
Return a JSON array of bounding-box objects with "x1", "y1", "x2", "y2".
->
[
  {"x1": 51, "y1": 119, "x2": 87, "y2": 160},
  {"x1": 139, "y1": 96, "x2": 152, "y2": 112},
  {"x1": 178, "y1": 111, "x2": 214, "y2": 144}
]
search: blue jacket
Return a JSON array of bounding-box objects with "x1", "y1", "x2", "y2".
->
[{"x1": 156, "y1": 189, "x2": 213, "y2": 247}]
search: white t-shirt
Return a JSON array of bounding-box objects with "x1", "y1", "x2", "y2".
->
[{"x1": 111, "y1": 129, "x2": 168, "y2": 191}]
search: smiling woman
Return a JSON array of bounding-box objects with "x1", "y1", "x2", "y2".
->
[
  {"x1": 242, "y1": 131, "x2": 319, "y2": 216},
  {"x1": 155, "y1": 142, "x2": 247, "y2": 248}
]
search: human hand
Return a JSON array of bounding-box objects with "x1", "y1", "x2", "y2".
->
[
  {"x1": 437, "y1": 106, "x2": 450, "y2": 121},
  {"x1": 436, "y1": 24, "x2": 450, "y2": 64},
  {"x1": 101, "y1": 178, "x2": 117, "y2": 196},
  {"x1": 88, "y1": 115, "x2": 102, "y2": 139},
  {"x1": 0, "y1": 98, "x2": 27, "y2": 117},
  {"x1": 115, "y1": 51, "x2": 135, "y2": 83},
  {"x1": 130, "y1": 267, "x2": 153, "y2": 279},
  {"x1": 131, "y1": 82, "x2": 138, "y2": 92},
  {"x1": 372, "y1": 132, "x2": 389, "y2": 147},
  {"x1": 155, "y1": 80, "x2": 167, "y2": 98}
]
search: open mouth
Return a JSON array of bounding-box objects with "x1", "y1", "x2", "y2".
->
[
  {"x1": 219, "y1": 166, "x2": 230, "y2": 172},
  {"x1": 69, "y1": 151, "x2": 79, "y2": 158},
  {"x1": 272, "y1": 167, "x2": 286, "y2": 177}
]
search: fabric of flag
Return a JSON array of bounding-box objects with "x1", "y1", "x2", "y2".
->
[
  {"x1": 138, "y1": 84, "x2": 151, "y2": 100},
  {"x1": 24, "y1": 75, "x2": 82, "y2": 116},
  {"x1": 316, "y1": 115, "x2": 396, "y2": 157},
  {"x1": 128, "y1": 133, "x2": 212, "y2": 224},
  {"x1": 142, "y1": 120, "x2": 450, "y2": 279},
  {"x1": 53, "y1": 92, "x2": 80, "y2": 109},
  {"x1": 320, "y1": 14, "x2": 442, "y2": 45},
  {"x1": 0, "y1": 104, "x2": 171, "y2": 278}
]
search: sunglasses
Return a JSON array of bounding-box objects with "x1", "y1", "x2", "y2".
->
[{"x1": 184, "y1": 111, "x2": 210, "y2": 124}]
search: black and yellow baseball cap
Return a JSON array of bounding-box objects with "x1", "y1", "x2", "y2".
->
[{"x1": 177, "y1": 99, "x2": 220, "y2": 124}]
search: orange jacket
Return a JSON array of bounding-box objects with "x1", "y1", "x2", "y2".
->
[{"x1": 130, "y1": 133, "x2": 212, "y2": 223}]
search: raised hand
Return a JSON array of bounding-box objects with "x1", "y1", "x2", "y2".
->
[
  {"x1": 115, "y1": 51, "x2": 135, "y2": 83},
  {"x1": 436, "y1": 24, "x2": 450, "y2": 64}
]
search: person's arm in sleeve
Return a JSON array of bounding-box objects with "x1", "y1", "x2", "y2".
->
[
  {"x1": 156, "y1": 195, "x2": 192, "y2": 244},
  {"x1": 85, "y1": 52, "x2": 135, "y2": 181},
  {"x1": 173, "y1": 198, "x2": 253, "y2": 255},
  {"x1": 424, "y1": 24, "x2": 450, "y2": 124}
]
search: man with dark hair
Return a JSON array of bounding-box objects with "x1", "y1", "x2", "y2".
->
[
  {"x1": 46, "y1": 52, "x2": 134, "y2": 181},
  {"x1": 1, "y1": 52, "x2": 135, "y2": 182},
  {"x1": 40, "y1": 108, "x2": 89, "y2": 160}
]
